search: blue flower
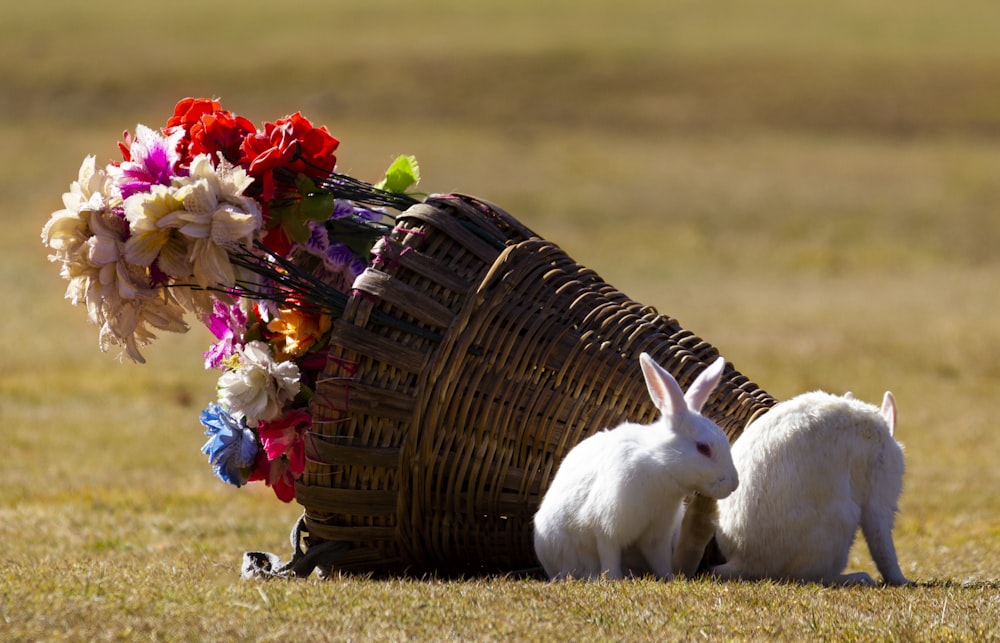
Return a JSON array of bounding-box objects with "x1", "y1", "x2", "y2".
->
[{"x1": 200, "y1": 403, "x2": 258, "y2": 487}]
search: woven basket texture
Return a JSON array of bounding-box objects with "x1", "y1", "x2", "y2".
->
[{"x1": 298, "y1": 194, "x2": 775, "y2": 575}]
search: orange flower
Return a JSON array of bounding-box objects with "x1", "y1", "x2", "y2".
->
[{"x1": 266, "y1": 306, "x2": 333, "y2": 359}]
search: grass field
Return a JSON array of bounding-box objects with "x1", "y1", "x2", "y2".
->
[{"x1": 3, "y1": 1, "x2": 1000, "y2": 640}]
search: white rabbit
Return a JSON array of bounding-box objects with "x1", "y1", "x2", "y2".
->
[
  {"x1": 713, "y1": 390, "x2": 910, "y2": 586},
  {"x1": 533, "y1": 354, "x2": 739, "y2": 580}
]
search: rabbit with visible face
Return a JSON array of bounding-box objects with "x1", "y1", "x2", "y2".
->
[
  {"x1": 713, "y1": 390, "x2": 909, "y2": 586},
  {"x1": 532, "y1": 354, "x2": 738, "y2": 580}
]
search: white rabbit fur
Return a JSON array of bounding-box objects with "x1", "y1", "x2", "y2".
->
[
  {"x1": 533, "y1": 354, "x2": 739, "y2": 580},
  {"x1": 713, "y1": 390, "x2": 909, "y2": 586}
]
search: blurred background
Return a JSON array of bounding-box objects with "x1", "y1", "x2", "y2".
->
[{"x1": 3, "y1": 0, "x2": 999, "y2": 582}]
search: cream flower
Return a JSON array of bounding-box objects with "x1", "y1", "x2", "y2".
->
[
  {"x1": 100, "y1": 289, "x2": 189, "y2": 363},
  {"x1": 217, "y1": 340, "x2": 300, "y2": 426},
  {"x1": 122, "y1": 154, "x2": 262, "y2": 292},
  {"x1": 71, "y1": 209, "x2": 189, "y2": 363},
  {"x1": 76, "y1": 211, "x2": 136, "y2": 315},
  {"x1": 42, "y1": 155, "x2": 114, "y2": 263},
  {"x1": 123, "y1": 183, "x2": 195, "y2": 278},
  {"x1": 43, "y1": 155, "x2": 191, "y2": 362},
  {"x1": 42, "y1": 157, "x2": 135, "y2": 320},
  {"x1": 173, "y1": 154, "x2": 262, "y2": 289}
]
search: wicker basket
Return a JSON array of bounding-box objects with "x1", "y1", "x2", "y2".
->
[{"x1": 293, "y1": 193, "x2": 775, "y2": 576}]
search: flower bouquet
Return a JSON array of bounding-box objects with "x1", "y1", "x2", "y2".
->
[{"x1": 42, "y1": 97, "x2": 422, "y2": 502}]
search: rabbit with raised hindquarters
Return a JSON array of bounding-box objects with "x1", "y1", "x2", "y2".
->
[
  {"x1": 712, "y1": 390, "x2": 910, "y2": 586},
  {"x1": 533, "y1": 354, "x2": 738, "y2": 581}
]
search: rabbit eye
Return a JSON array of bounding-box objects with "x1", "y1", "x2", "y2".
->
[{"x1": 696, "y1": 442, "x2": 712, "y2": 458}]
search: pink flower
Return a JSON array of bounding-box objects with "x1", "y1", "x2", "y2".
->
[
  {"x1": 203, "y1": 300, "x2": 247, "y2": 369},
  {"x1": 111, "y1": 125, "x2": 185, "y2": 199},
  {"x1": 257, "y1": 408, "x2": 311, "y2": 474}
]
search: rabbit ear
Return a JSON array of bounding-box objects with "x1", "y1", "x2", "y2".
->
[
  {"x1": 639, "y1": 353, "x2": 687, "y2": 420},
  {"x1": 844, "y1": 391, "x2": 855, "y2": 400},
  {"x1": 683, "y1": 356, "x2": 726, "y2": 413},
  {"x1": 881, "y1": 391, "x2": 897, "y2": 436}
]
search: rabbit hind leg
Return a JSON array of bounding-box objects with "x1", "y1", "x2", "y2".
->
[
  {"x1": 829, "y1": 571, "x2": 877, "y2": 586},
  {"x1": 861, "y1": 506, "x2": 910, "y2": 585},
  {"x1": 709, "y1": 561, "x2": 746, "y2": 581}
]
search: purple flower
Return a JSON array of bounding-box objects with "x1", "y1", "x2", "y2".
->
[
  {"x1": 331, "y1": 199, "x2": 356, "y2": 220},
  {"x1": 203, "y1": 300, "x2": 247, "y2": 369},
  {"x1": 335, "y1": 199, "x2": 381, "y2": 222},
  {"x1": 200, "y1": 403, "x2": 258, "y2": 487},
  {"x1": 301, "y1": 222, "x2": 365, "y2": 277},
  {"x1": 325, "y1": 242, "x2": 357, "y2": 270},
  {"x1": 111, "y1": 125, "x2": 185, "y2": 199},
  {"x1": 303, "y1": 220, "x2": 330, "y2": 255}
]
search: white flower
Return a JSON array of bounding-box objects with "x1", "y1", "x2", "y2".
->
[{"x1": 217, "y1": 340, "x2": 300, "y2": 426}]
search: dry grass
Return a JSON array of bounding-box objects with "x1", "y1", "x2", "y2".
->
[{"x1": 3, "y1": 0, "x2": 1000, "y2": 640}]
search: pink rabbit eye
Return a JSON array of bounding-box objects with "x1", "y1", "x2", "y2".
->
[{"x1": 696, "y1": 442, "x2": 712, "y2": 458}]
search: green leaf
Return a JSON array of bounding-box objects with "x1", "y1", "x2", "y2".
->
[
  {"x1": 375, "y1": 154, "x2": 420, "y2": 193},
  {"x1": 270, "y1": 194, "x2": 337, "y2": 243},
  {"x1": 268, "y1": 175, "x2": 339, "y2": 243},
  {"x1": 295, "y1": 174, "x2": 320, "y2": 194}
]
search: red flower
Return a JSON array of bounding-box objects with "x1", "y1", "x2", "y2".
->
[
  {"x1": 167, "y1": 97, "x2": 224, "y2": 130},
  {"x1": 261, "y1": 226, "x2": 293, "y2": 256},
  {"x1": 240, "y1": 112, "x2": 339, "y2": 201},
  {"x1": 191, "y1": 110, "x2": 257, "y2": 166},
  {"x1": 164, "y1": 97, "x2": 257, "y2": 167},
  {"x1": 248, "y1": 452, "x2": 297, "y2": 503},
  {"x1": 117, "y1": 130, "x2": 134, "y2": 162}
]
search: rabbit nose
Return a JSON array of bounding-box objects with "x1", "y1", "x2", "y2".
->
[{"x1": 717, "y1": 473, "x2": 739, "y2": 497}]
